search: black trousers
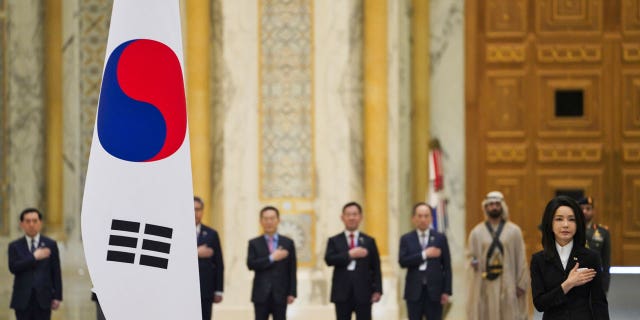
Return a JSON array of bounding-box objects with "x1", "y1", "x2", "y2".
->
[
  {"x1": 406, "y1": 285, "x2": 443, "y2": 320},
  {"x1": 15, "y1": 290, "x2": 51, "y2": 320},
  {"x1": 201, "y1": 297, "x2": 212, "y2": 320},
  {"x1": 254, "y1": 291, "x2": 287, "y2": 320},
  {"x1": 334, "y1": 288, "x2": 372, "y2": 320}
]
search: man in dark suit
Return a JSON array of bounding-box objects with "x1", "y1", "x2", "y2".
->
[
  {"x1": 194, "y1": 196, "x2": 224, "y2": 320},
  {"x1": 8, "y1": 208, "x2": 63, "y2": 320},
  {"x1": 579, "y1": 196, "x2": 611, "y2": 293},
  {"x1": 399, "y1": 202, "x2": 452, "y2": 320},
  {"x1": 247, "y1": 206, "x2": 297, "y2": 320},
  {"x1": 325, "y1": 201, "x2": 382, "y2": 320}
]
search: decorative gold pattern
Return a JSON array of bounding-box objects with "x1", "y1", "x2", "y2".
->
[
  {"x1": 623, "y1": 144, "x2": 640, "y2": 162},
  {"x1": 538, "y1": 45, "x2": 602, "y2": 63},
  {"x1": 487, "y1": 144, "x2": 527, "y2": 163},
  {"x1": 486, "y1": 44, "x2": 526, "y2": 63},
  {"x1": 537, "y1": 143, "x2": 602, "y2": 163},
  {"x1": 80, "y1": 0, "x2": 112, "y2": 187},
  {"x1": 622, "y1": 43, "x2": 640, "y2": 63},
  {"x1": 485, "y1": 0, "x2": 527, "y2": 38},
  {"x1": 259, "y1": 0, "x2": 315, "y2": 200}
]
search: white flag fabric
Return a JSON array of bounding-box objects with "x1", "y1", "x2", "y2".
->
[{"x1": 81, "y1": 1, "x2": 201, "y2": 319}]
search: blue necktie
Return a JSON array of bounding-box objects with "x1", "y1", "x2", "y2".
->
[{"x1": 30, "y1": 239, "x2": 36, "y2": 253}]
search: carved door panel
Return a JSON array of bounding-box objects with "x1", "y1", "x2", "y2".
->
[{"x1": 466, "y1": 0, "x2": 640, "y2": 265}]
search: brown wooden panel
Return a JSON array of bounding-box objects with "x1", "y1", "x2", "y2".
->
[
  {"x1": 621, "y1": 70, "x2": 640, "y2": 137},
  {"x1": 485, "y1": 0, "x2": 527, "y2": 38},
  {"x1": 622, "y1": 244, "x2": 640, "y2": 264},
  {"x1": 487, "y1": 143, "x2": 528, "y2": 163},
  {"x1": 486, "y1": 44, "x2": 527, "y2": 64},
  {"x1": 536, "y1": 0, "x2": 603, "y2": 36},
  {"x1": 621, "y1": 0, "x2": 640, "y2": 36},
  {"x1": 485, "y1": 71, "x2": 527, "y2": 138},
  {"x1": 537, "y1": 44, "x2": 602, "y2": 64},
  {"x1": 537, "y1": 70, "x2": 603, "y2": 138},
  {"x1": 537, "y1": 143, "x2": 603, "y2": 163},
  {"x1": 622, "y1": 43, "x2": 640, "y2": 63},
  {"x1": 621, "y1": 169, "x2": 640, "y2": 238},
  {"x1": 537, "y1": 169, "x2": 603, "y2": 202}
]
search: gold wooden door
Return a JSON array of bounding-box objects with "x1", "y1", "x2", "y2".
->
[{"x1": 466, "y1": 0, "x2": 640, "y2": 265}]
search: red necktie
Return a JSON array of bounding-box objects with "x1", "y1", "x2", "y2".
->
[{"x1": 349, "y1": 233, "x2": 355, "y2": 249}]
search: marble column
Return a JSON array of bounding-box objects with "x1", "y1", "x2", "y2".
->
[
  {"x1": 430, "y1": 0, "x2": 466, "y2": 319},
  {"x1": 6, "y1": 0, "x2": 46, "y2": 238}
]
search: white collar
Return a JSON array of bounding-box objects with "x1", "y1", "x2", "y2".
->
[
  {"x1": 555, "y1": 240, "x2": 574, "y2": 269},
  {"x1": 25, "y1": 234, "x2": 41, "y2": 246},
  {"x1": 416, "y1": 229, "x2": 430, "y2": 238},
  {"x1": 196, "y1": 224, "x2": 201, "y2": 234},
  {"x1": 344, "y1": 230, "x2": 360, "y2": 238}
]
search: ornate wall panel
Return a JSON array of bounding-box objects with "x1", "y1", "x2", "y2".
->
[
  {"x1": 537, "y1": 169, "x2": 603, "y2": 203},
  {"x1": 485, "y1": 171, "x2": 529, "y2": 234},
  {"x1": 623, "y1": 143, "x2": 640, "y2": 162},
  {"x1": 486, "y1": 44, "x2": 526, "y2": 63},
  {"x1": 468, "y1": 0, "x2": 639, "y2": 266},
  {"x1": 485, "y1": 0, "x2": 527, "y2": 38},
  {"x1": 259, "y1": 0, "x2": 314, "y2": 200},
  {"x1": 536, "y1": 0, "x2": 603, "y2": 35},
  {"x1": 79, "y1": 0, "x2": 112, "y2": 187},
  {"x1": 622, "y1": 43, "x2": 640, "y2": 63},
  {"x1": 486, "y1": 143, "x2": 527, "y2": 163},
  {"x1": 537, "y1": 143, "x2": 602, "y2": 163},
  {"x1": 621, "y1": 0, "x2": 640, "y2": 36},
  {"x1": 258, "y1": 0, "x2": 315, "y2": 265},
  {"x1": 485, "y1": 71, "x2": 527, "y2": 138},
  {"x1": 622, "y1": 169, "x2": 640, "y2": 238},
  {"x1": 537, "y1": 44, "x2": 602, "y2": 63},
  {"x1": 537, "y1": 71, "x2": 603, "y2": 137},
  {"x1": 621, "y1": 71, "x2": 640, "y2": 137}
]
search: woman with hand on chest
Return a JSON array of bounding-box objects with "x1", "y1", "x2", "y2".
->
[{"x1": 530, "y1": 195, "x2": 609, "y2": 320}]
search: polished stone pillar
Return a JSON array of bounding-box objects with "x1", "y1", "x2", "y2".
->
[
  {"x1": 185, "y1": 0, "x2": 213, "y2": 226},
  {"x1": 363, "y1": 0, "x2": 389, "y2": 256}
]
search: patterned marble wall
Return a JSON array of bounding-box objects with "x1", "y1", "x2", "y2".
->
[
  {"x1": 0, "y1": 0, "x2": 6, "y2": 234},
  {"x1": 430, "y1": 0, "x2": 465, "y2": 319},
  {"x1": 6, "y1": 0, "x2": 45, "y2": 238}
]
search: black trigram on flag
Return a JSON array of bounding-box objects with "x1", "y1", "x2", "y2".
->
[{"x1": 106, "y1": 219, "x2": 173, "y2": 269}]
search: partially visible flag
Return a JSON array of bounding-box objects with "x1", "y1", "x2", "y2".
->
[
  {"x1": 428, "y1": 139, "x2": 447, "y2": 233},
  {"x1": 81, "y1": 1, "x2": 200, "y2": 319}
]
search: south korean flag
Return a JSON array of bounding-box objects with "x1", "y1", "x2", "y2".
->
[{"x1": 81, "y1": 0, "x2": 201, "y2": 319}]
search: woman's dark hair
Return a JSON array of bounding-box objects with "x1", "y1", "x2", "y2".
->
[{"x1": 540, "y1": 195, "x2": 586, "y2": 258}]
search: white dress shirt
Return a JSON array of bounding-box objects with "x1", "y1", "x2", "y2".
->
[{"x1": 556, "y1": 240, "x2": 573, "y2": 270}]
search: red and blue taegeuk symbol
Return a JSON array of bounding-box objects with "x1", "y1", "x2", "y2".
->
[{"x1": 97, "y1": 39, "x2": 186, "y2": 162}]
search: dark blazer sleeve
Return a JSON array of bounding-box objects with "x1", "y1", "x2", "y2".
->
[
  {"x1": 440, "y1": 235, "x2": 452, "y2": 295},
  {"x1": 369, "y1": 237, "x2": 383, "y2": 294},
  {"x1": 50, "y1": 240, "x2": 63, "y2": 301},
  {"x1": 398, "y1": 234, "x2": 423, "y2": 268},
  {"x1": 212, "y1": 231, "x2": 224, "y2": 292},
  {"x1": 288, "y1": 238, "x2": 297, "y2": 297},
  {"x1": 8, "y1": 241, "x2": 37, "y2": 274},
  {"x1": 530, "y1": 253, "x2": 567, "y2": 312},
  {"x1": 324, "y1": 236, "x2": 350, "y2": 267},
  {"x1": 590, "y1": 253, "x2": 609, "y2": 320},
  {"x1": 601, "y1": 229, "x2": 611, "y2": 292},
  {"x1": 247, "y1": 239, "x2": 272, "y2": 271}
]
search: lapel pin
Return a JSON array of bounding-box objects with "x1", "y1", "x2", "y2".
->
[{"x1": 573, "y1": 257, "x2": 577, "y2": 261}]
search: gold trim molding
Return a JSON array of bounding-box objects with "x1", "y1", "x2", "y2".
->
[{"x1": 537, "y1": 143, "x2": 602, "y2": 163}]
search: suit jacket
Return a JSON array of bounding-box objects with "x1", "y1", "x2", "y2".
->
[
  {"x1": 324, "y1": 232, "x2": 382, "y2": 304},
  {"x1": 399, "y1": 229, "x2": 452, "y2": 302},
  {"x1": 531, "y1": 246, "x2": 609, "y2": 320},
  {"x1": 586, "y1": 224, "x2": 611, "y2": 292},
  {"x1": 198, "y1": 224, "x2": 224, "y2": 300},
  {"x1": 8, "y1": 235, "x2": 63, "y2": 310},
  {"x1": 247, "y1": 234, "x2": 297, "y2": 304}
]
